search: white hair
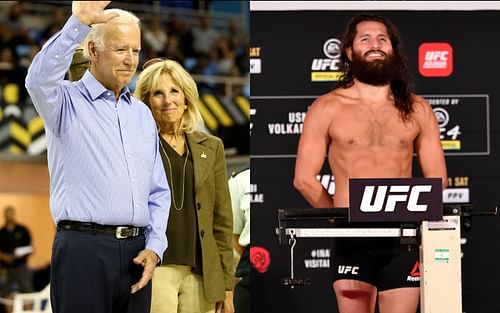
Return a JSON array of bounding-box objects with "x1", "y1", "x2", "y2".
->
[{"x1": 82, "y1": 8, "x2": 140, "y2": 59}]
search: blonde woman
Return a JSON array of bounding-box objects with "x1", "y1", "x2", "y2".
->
[{"x1": 134, "y1": 58, "x2": 234, "y2": 313}]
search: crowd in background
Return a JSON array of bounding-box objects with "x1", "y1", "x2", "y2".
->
[
  {"x1": 0, "y1": 1, "x2": 249, "y2": 98},
  {"x1": 0, "y1": 1, "x2": 250, "y2": 156}
]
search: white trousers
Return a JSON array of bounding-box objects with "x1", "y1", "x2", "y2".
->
[{"x1": 151, "y1": 265, "x2": 215, "y2": 313}]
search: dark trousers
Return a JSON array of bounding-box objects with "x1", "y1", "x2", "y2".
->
[
  {"x1": 2, "y1": 263, "x2": 33, "y2": 294},
  {"x1": 234, "y1": 246, "x2": 250, "y2": 313},
  {"x1": 50, "y1": 230, "x2": 151, "y2": 313}
]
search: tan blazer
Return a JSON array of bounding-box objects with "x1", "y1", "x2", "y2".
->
[
  {"x1": 186, "y1": 131, "x2": 234, "y2": 303},
  {"x1": 68, "y1": 48, "x2": 89, "y2": 82}
]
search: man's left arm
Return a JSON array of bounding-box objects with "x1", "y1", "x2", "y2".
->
[
  {"x1": 414, "y1": 98, "x2": 448, "y2": 189},
  {"x1": 131, "y1": 133, "x2": 170, "y2": 294}
]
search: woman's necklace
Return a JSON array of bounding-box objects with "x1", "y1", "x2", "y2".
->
[
  {"x1": 165, "y1": 131, "x2": 183, "y2": 148},
  {"x1": 159, "y1": 139, "x2": 189, "y2": 211}
]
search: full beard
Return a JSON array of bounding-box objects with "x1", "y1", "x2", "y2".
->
[{"x1": 350, "y1": 50, "x2": 399, "y2": 86}]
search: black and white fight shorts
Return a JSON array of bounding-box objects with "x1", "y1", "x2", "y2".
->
[{"x1": 331, "y1": 222, "x2": 420, "y2": 291}]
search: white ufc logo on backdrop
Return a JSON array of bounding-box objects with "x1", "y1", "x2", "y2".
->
[{"x1": 359, "y1": 185, "x2": 432, "y2": 212}]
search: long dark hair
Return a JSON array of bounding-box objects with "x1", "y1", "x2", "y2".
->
[{"x1": 339, "y1": 14, "x2": 414, "y2": 121}]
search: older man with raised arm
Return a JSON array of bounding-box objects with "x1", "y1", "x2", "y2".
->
[{"x1": 25, "y1": 2, "x2": 170, "y2": 313}]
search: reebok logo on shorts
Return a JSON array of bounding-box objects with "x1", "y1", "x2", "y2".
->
[
  {"x1": 338, "y1": 265, "x2": 359, "y2": 275},
  {"x1": 407, "y1": 261, "x2": 420, "y2": 282}
]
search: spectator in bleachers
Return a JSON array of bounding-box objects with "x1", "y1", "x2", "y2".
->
[
  {"x1": 17, "y1": 43, "x2": 38, "y2": 68},
  {"x1": 226, "y1": 19, "x2": 247, "y2": 58},
  {"x1": 222, "y1": 19, "x2": 249, "y2": 77},
  {"x1": 163, "y1": 35, "x2": 185, "y2": 65},
  {"x1": 1, "y1": 2, "x2": 33, "y2": 47},
  {"x1": 41, "y1": 8, "x2": 68, "y2": 43},
  {"x1": 143, "y1": 17, "x2": 168, "y2": 59},
  {"x1": 213, "y1": 37, "x2": 235, "y2": 76},
  {"x1": 0, "y1": 45, "x2": 29, "y2": 108},
  {"x1": 0, "y1": 22, "x2": 8, "y2": 47},
  {"x1": 0, "y1": 47, "x2": 15, "y2": 71},
  {"x1": 236, "y1": 42, "x2": 250, "y2": 76},
  {"x1": 190, "y1": 13, "x2": 220, "y2": 57},
  {"x1": 191, "y1": 52, "x2": 217, "y2": 93},
  {"x1": 166, "y1": 14, "x2": 194, "y2": 58},
  {"x1": 1, "y1": 2, "x2": 27, "y2": 39},
  {"x1": 0, "y1": 3, "x2": 36, "y2": 78}
]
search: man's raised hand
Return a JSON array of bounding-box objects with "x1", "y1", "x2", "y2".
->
[{"x1": 72, "y1": 1, "x2": 119, "y2": 26}]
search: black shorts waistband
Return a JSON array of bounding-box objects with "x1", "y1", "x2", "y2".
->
[{"x1": 57, "y1": 220, "x2": 146, "y2": 239}]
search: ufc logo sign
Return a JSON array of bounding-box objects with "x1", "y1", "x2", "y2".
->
[
  {"x1": 338, "y1": 265, "x2": 359, "y2": 275},
  {"x1": 311, "y1": 59, "x2": 341, "y2": 70},
  {"x1": 425, "y1": 51, "x2": 448, "y2": 61},
  {"x1": 360, "y1": 185, "x2": 432, "y2": 212},
  {"x1": 418, "y1": 42, "x2": 453, "y2": 77},
  {"x1": 349, "y1": 178, "x2": 442, "y2": 222}
]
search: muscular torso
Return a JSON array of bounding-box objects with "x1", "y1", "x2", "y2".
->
[{"x1": 326, "y1": 91, "x2": 421, "y2": 208}]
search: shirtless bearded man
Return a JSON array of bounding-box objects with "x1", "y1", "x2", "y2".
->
[{"x1": 294, "y1": 14, "x2": 447, "y2": 313}]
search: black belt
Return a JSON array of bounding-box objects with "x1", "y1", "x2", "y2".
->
[{"x1": 57, "y1": 220, "x2": 146, "y2": 239}]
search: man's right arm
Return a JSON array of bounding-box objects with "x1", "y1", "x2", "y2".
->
[
  {"x1": 25, "y1": 15, "x2": 90, "y2": 132},
  {"x1": 294, "y1": 96, "x2": 334, "y2": 208},
  {"x1": 25, "y1": 2, "x2": 117, "y2": 133}
]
